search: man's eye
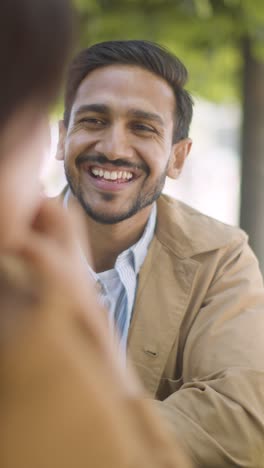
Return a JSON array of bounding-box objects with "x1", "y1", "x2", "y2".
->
[
  {"x1": 79, "y1": 118, "x2": 105, "y2": 126},
  {"x1": 132, "y1": 123, "x2": 155, "y2": 133}
]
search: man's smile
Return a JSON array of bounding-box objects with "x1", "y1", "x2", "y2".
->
[
  {"x1": 80, "y1": 162, "x2": 142, "y2": 192},
  {"x1": 91, "y1": 166, "x2": 133, "y2": 182}
]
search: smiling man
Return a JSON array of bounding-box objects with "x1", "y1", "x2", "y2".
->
[
  {"x1": 61, "y1": 61, "x2": 189, "y2": 226},
  {"x1": 57, "y1": 40, "x2": 264, "y2": 467}
]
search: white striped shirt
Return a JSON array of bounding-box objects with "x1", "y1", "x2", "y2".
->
[{"x1": 64, "y1": 189, "x2": 157, "y2": 363}]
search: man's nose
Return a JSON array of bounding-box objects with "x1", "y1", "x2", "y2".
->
[{"x1": 94, "y1": 124, "x2": 134, "y2": 161}]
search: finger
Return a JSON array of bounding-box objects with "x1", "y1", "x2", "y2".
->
[
  {"x1": 32, "y1": 198, "x2": 94, "y2": 268},
  {"x1": 31, "y1": 198, "x2": 74, "y2": 249}
]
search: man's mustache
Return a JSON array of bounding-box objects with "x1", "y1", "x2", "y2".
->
[{"x1": 76, "y1": 153, "x2": 149, "y2": 174}]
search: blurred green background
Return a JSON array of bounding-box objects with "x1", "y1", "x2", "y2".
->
[{"x1": 74, "y1": 0, "x2": 263, "y2": 101}]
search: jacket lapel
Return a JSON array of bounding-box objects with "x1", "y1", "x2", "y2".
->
[{"x1": 127, "y1": 235, "x2": 199, "y2": 397}]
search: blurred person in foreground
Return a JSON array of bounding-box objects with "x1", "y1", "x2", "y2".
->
[
  {"x1": 0, "y1": 2, "x2": 192, "y2": 468},
  {"x1": 56, "y1": 40, "x2": 264, "y2": 467}
]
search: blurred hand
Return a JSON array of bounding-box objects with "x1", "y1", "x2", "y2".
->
[{"x1": 17, "y1": 197, "x2": 143, "y2": 398}]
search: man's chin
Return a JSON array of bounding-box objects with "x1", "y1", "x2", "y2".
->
[
  {"x1": 74, "y1": 186, "x2": 156, "y2": 225},
  {"x1": 79, "y1": 202, "x2": 136, "y2": 225}
]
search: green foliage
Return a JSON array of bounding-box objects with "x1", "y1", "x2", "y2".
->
[{"x1": 69, "y1": 0, "x2": 263, "y2": 103}]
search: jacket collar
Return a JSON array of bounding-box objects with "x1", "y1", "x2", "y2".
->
[{"x1": 156, "y1": 194, "x2": 244, "y2": 259}]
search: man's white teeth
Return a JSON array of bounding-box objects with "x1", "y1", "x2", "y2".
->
[{"x1": 91, "y1": 168, "x2": 133, "y2": 181}]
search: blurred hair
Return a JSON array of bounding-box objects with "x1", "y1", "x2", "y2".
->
[
  {"x1": 0, "y1": 0, "x2": 74, "y2": 130},
  {"x1": 64, "y1": 40, "x2": 193, "y2": 142}
]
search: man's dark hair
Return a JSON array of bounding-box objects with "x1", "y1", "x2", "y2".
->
[
  {"x1": 1, "y1": 0, "x2": 74, "y2": 130},
  {"x1": 64, "y1": 40, "x2": 194, "y2": 142}
]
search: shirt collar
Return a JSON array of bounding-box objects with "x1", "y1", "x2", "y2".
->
[{"x1": 123, "y1": 203, "x2": 157, "y2": 274}]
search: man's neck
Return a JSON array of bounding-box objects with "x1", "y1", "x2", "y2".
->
[{"x1": 68, "y1": 193, "x2": 152, "y2": 273}]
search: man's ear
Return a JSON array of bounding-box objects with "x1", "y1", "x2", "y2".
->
[
  {"x1": 56, "y1": 120, "x2": 67, "y2": 161},
  {"x1": 167, "y1": 138, "x2": 192, "y2": 179}
]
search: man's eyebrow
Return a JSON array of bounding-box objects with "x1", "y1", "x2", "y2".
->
[
  {"x1": 75, "y1": 104, "x2": 110, "y2": 116},
  {"x1": 128, "y1": 109, "x2": 164, "y2": 126},
  {"x1": 74, "y1": 104, "x2": 164, "y2": 126}
]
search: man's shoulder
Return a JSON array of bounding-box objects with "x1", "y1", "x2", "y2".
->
[{"x1": 156, "y1": 194, "x2": 247, "y2": 258}]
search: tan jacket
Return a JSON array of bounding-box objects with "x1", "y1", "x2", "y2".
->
[
  {"x1": 0, "y1": 252, "x2": 192, "y2": 468},
  {"x1": 128, "y1": 194, "x2": 264, "y2": 467}
]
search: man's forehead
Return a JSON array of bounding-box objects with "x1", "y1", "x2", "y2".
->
[{"x1": 72, "y1": 64, "x2": 175, "y2": 117}]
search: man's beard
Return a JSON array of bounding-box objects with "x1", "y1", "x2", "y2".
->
[{"x1": 64, "y1": 155, "x2": 168, "y2": 225}]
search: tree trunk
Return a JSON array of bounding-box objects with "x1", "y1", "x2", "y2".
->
[{"x1": 240, "y1": 37, "x2": 264, "y2": 274}]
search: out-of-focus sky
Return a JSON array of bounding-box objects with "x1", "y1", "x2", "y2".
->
[{"x1": 41, "y1": 97, "x2": 240, "y2": 226}]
